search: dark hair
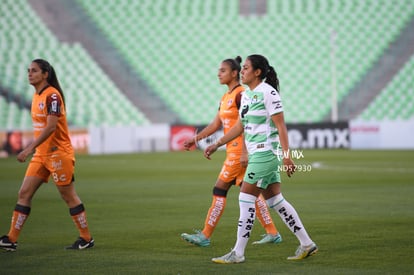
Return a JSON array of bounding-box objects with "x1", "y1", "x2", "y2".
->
[
  {"x1": 246, "y1": 54, "x2": 280, "y2": 92},
  {"x1": 222, "y1": 56, "x2": 242, "y2": 80},
  {"x1": 32, "y1": 59, "x2": 65, "y2": 105}
]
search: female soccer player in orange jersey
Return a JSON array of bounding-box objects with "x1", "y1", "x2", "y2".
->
[
  {"x1": 181, "y1": 56, "x2": 282, "y2": 247},
  {"x1": 0, "y1": 59, "x2": 94, "y2": 251}
]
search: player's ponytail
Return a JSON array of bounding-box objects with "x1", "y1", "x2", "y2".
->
[
  {"x1": 266, "y1": 66, "x2": 280, "y2": 93},
  {"x1": 33, "y1": 59, "x2": 65, "y2": 105},
  {"x1": 234, "y1": 56, "x2": 242, "y2": 65},
  {"x1": 247, "y1": 54, "x2": 280, "y2": 93},
  {"x1": 223, "y1": 56, "x2": 242, "y2": 80}
]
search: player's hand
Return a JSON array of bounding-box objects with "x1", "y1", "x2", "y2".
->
[
  {"x1": 283, "y1": 157, "x2": 296, "y2": 177},
  {"x1": 17, "y1": 148, "x2": 32, "y2": 163},
  {"x1": 204, "y1": 144, "x2": 218, "y2": 160},
  {"x1": 183, "y1": 137, "x2": 196, "y2": 150}
]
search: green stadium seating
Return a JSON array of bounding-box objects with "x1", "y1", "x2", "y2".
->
[
  {"x1": 0, "y1": 96, "x2": 31, "y2": 130},
  {"x1": 0, "y1": 0, "x2": 149, "y2": 130},
  {"x1": 359, "y1": 55, "x2": 414, "y2": 120},
  {"x1": 77, "y1": 0, "x2": 414, "y2": 123},
  {"x1": 1, "y1": 0, "x2": 413, "y2": 129}
]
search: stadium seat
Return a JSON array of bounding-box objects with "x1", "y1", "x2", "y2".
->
[
  {"x1": 358, "y1": 54, "x2": 414, "y2": 121},
  {"x1": 2, "y1": 0, "x2": 413, "y2": 128},
  {"x1": 0, "y1": 0, "x2": 149, "y2": 130}
]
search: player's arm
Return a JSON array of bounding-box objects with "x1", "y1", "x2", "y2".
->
[
  {"x1": 17, "y1": 115, "x2": 58, "y2": 162},
  {"x1": 204, "y1": 119, "x2": 243, "y2": 159},
  {"x1": 264, "y1": 88, "x2": 295, "y2": 177},
  {"x1": 271, "y1": 112, "x2": 295, "y2": 177},
  {"x1": 183, "y1": 113, "x2": 222, "y2": 150},
  {"x1": 240, "y1": 135, "x2": 248, "y2": 167}
]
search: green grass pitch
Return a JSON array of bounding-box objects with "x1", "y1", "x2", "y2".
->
[{"x1": 0, "y1": 149, "x2": 413, "y2": 274}]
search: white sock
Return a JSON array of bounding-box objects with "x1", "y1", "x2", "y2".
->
[
  {"x1": 267, "y1": 193, "x2": 313, "y2": 247},
  {"x1": 233, "y1": 192, "x2": 257, "y2": 256}
]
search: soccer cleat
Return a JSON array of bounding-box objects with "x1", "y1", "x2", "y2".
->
[
  {"x1": 252, "y1": 233, "x2": 282, "y2": 245},
  {"x1": 212, "y1": 250, "x2": 245, "y2": 264},
  {"x1": 65, "y1": 237, "x2": 94, "y2": 250},
  {"x1": 287, "y1": 243, "x2": 318, "y2": 260},
  {"x1": 181, "y1": 230, "x2": 210, "y2": 247},
  {"x1": 0, "y1": 235, "x2": 17, "y2": 252}
]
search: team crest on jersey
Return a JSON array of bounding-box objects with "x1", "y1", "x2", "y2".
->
[
  {"x1": 227, "y1": 99, "x2": 233, "y2": 107},
  {"x1": 38, "y1": 102, "x2": 44, "y2": 110},
  {"x1": 251, "y1": 95, "x2": 259, "y2": 104}
]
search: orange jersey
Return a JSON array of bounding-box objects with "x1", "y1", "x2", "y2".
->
[
  {"x1": 218, "y1": 85, "x2": 244, "y2": 155},
  {"x1": 31, "y1": 86, "x2": 73, "y2": 157}
]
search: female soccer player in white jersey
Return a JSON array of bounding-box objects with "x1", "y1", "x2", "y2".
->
[{"x1": 204, "y1": 54, "x2": 317, "y2": 263}]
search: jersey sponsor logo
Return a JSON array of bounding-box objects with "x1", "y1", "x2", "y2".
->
[
  {"x1": 76, "y1": 213, "x2": 88, "y2": 229},
  {"x1": 244, "y1": 125, "x2": 252, "y2": 131},
  {"x1": 51, "y1": 100, "x2": 58, "y2": 112},
  {"x1": 222, "y1": 170, "x2": 230, "y2": 178},
  {"x1": 256, "y1": 198, "x2": 273, "y2": 225},
  {"x1": 242, "y1": 207, "x2": 255, "y2": 238},
  {"x1": 47, "y1": 94, "x2": 61, "y2": 114},
  {"x1": 52, "y1": 159, "x2": 62, "y2": 170},
  {"x1": 272, "y1": 100, "x2": 282, "y2": 110},
  {"x1": 247, "y1": 172, "x2": 255, "y2": 179},
  {"x1": 278, "y1": 207, "x2": 302, "y2": 233},
  {"x1": 222, "y1": 118, "x2": 230, "y2": 128},
  {"x1": 14, "y1": 213, "x2": 27, "y2": 230},
  {"x1": 59, "y1": 174, "x2": 67, "y2": 182},
  {"x1": 240, "y1": 105, "x2": 249, "y2": 118},
  {"x1": 33, "y1": 122, "x2": 45, "y2": 127},
  {"x1": 207, "y1": 197, "x2": 225, "y2": 226}
]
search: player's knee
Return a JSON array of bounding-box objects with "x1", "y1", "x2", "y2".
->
[{"x1": 17, "y1": 187, "x2": 34, "y2": 204}]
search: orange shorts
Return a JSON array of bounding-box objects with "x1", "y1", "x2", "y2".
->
[
  {"x1": 25, "y1": 152, "x2": 75, "y2": 186},
  {"x1": 218, "y1": 155, "x2": 246, "y2": 186}
]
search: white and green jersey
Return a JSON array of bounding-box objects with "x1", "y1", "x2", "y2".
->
[{"x1": 240, "y1": 82, "x2": 283, "y2": 156}]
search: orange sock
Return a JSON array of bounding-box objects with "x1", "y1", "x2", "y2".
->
[
  {"x1": 202, "y1": 188, "x2": 228, "y2": 238},
  {"x1": 255, "y1": 195, "x2": 278, "y2": 235},
  {"x1": 7, "y1": 204, "x2": 31, "y2": 243},
  {"x1": 70, "y1": 204, "x2": 91, "y2": 241}
]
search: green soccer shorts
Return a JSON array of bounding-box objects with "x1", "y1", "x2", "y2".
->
[{"x1": 243, "y1": 151, "x2": 282, "y2": 189}]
